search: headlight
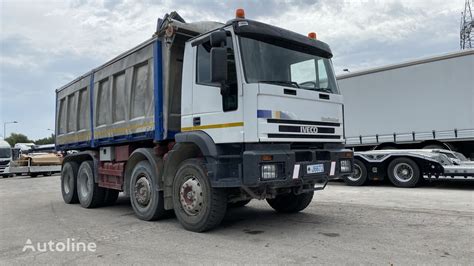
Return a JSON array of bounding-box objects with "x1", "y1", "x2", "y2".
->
[
  {"x1": 261, "y1": 164, "x2": 277, "y2": 180},
  {"x1": 260, "y1": 163, "x2": 285, "y2": 180},
  {"x1": 340, "y1": 159, "x2": 352, "y2": 173}
]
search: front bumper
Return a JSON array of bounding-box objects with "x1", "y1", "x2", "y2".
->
[{"x1": 241, "y1": 148, "x2": 353, "y2": 188}]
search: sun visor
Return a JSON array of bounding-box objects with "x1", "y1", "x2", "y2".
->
[{"x1": 233, "y1": 20, "x2": 333, "y2": 58}]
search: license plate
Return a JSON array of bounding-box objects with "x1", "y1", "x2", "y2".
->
[{"x1": 307, "y1": 164, "x2": 324, "y2": 174}]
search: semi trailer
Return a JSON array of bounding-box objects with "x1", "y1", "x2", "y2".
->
[
  {"x1": 337, "y1": 49, "x2": 473, "y2": 187},
  {"x1": 346, "y1": 149, "x2": 474, "y2": 187},
  {"x1": 55, "y1": 10, "x2": 353, "y2": 232},
  {"x1": 338, "y1": 49, "x2": 474, "y2": 158}
]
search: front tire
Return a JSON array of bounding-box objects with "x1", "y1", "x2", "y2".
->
[
  {"x1": 267, "y1": 191, "x2": 314, "y2": 213},
  {"x1": 387, "y1": 157, "x2": 420, "y2": 188},
  {"x1": 129, "y1": 161, "x2": 167, "y2": 221},
  {"x1": 77, "y1": 161, "x2": 105, "y2": 208},
  {"x1": 173, "y1": 159, "x2": 227, "y2": 232},
  {"x1": 61, "y1": 161, "x2": 79, "y2": 204},
  {"x1": 342, "y1": 159, "x2": 368, "y2": 186}
]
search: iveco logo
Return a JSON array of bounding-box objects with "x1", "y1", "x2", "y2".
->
[{"x1": 300, "y1": 126, "x2": 318, "y2": 134}]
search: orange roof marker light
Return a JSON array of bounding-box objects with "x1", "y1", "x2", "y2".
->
[
  {"x1": 308, "y1": 32, "x2": 317, "y2": 40},
  {"x1": 236, "y1": 8, "x2": 245, "y2": 19}
]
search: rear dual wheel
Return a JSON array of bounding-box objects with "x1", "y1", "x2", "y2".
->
[
  {"x1": 77, "y1": 161, "x2": 106, "y2": 208},
  {"x1": 62, "y1": 160, "x2": 120, "y2": 207},
  {"x1": 61, "y1": 161, "x2": 79, "y2": 204}
]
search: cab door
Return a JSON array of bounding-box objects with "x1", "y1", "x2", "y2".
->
[{"x1": 189, "y1": 33, "x2": 243, "y2": 144}]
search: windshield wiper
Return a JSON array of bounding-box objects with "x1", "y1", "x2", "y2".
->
[
  {"x1": 314, "y1": 88, "x2": 332, "y2": 93},
  {"x1": 258, "y1": 80, "x2": 300, "y2": 88}
]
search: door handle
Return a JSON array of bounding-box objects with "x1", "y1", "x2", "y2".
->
[{"x1": 193, "y1": 117, "x2": 201, "y2": 126}]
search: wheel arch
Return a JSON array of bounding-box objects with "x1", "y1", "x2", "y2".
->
[
  {"x1": 373, "y1": 142, "x2": 398, "y2": 150},
  {"x1": 162, "y1": 131, "x2": 217, "y2": 210},
  {"x1": 123, "y1": 148, "x2": 163, "y2": 197},
  {"x1": 420, "y1": 140, "x2": 453, "y2": 150}
]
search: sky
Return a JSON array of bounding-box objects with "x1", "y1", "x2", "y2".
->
[{"x1": 0, "y1": 0, "x2": 466, "y2": 140}]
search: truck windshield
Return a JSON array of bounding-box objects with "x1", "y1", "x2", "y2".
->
[
  {"x1": 239, "y1": 37, "x2": 338, "y2": 93},
  {"x1": 0, "y1": 148, "x2": 11, "y2": 158}
]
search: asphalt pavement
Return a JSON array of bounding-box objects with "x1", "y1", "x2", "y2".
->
[{"x1": 0, "y1": 175, "x2": 472, "y2": 264}]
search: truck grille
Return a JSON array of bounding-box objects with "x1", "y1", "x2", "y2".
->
[
  {"x1": 266, "y1": 119, "x2": 341, "y2": 139},
  {"x1": 0, "y1": 160, "x2": 9, "y2": 166}
]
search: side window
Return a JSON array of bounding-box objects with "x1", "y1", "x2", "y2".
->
[{"x1": 196, "y1": 34, "x2": 238, "y2": 112}]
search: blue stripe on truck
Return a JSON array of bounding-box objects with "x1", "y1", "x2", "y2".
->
[
  {"x1": 89, "y1": 72, "x2": 95, "y2": 147},
  {"x1": 153, "y1": 39, "x2": 163, "y2": 141}
]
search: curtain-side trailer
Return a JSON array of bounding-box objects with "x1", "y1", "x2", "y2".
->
[
  {"x1": 55, "y1": 10, "x2": 353, "y2": 232},
  {"x1": 338, "y1": 49, "x2": 474, "y2": 159}
]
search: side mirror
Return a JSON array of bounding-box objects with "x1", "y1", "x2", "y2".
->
[
  {"x1": 210, "y1": 47, "x2": 227, "y2": 83},
  {"x1": 210, "y1": 31, "x2": 226, "y2": 47}
]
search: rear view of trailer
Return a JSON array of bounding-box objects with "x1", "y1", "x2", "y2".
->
[{"x1": 338, "y1": 50, "x2": 474, "y2": 158}]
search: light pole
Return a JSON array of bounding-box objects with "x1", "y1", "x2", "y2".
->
[{"x1": 3, "y1": 121, "x2": 18, "y2": 139}]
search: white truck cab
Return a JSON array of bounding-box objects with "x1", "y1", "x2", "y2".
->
[
  {"x1": 181, "y1": 19, "x2": 344, "y2": 144},
  {"x1": 0, "y1": 140, "x2": 12, "y2": 177}
]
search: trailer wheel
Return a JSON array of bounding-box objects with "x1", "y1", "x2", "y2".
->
[
  {"x1": 30, "y1": 173, "x2": 38, "y2": 178},
  {"x1": 342, "y1": 159, "x2": 368, "y2": 186},
  {"x1": 172, "y1": 159, "x2": 227, "y2": 232},
  {"x1": 267, "y1": 191, "x2": 314, "y2": 213},
  {"x1": 387, "y1": 157, "x2": 420, "y2": 188},
  {"x1": 228, "y1": 199, "x2": 251, "y2": 208},
  {"x1": 104, "y1": 189, "x2": 120, "y2": 205},
  {"x1": 77, "y1": 161, "x2": 105, "y2": 208},
  {"x1": 61, "y1": 161, "x2": 79, "y2": 204},
  {"x1": 130, "y1": 160, "x2": 167, "y2": 221}
]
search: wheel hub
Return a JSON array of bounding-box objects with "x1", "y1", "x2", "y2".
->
[
  {"x1": 347, "y1": 164, "x2": 362, "y2": 182},
  {"x1": 179, "y1": 176, "x2": 203, "y2": 216},
  {"x1": 394, "y1": 163, "x2": 414, "y2": 182},
  {"x1": 134, "y1": 176, "x2": 151, "y2": 207}
]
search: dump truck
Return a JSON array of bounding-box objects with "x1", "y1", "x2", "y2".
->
[{"x1": 55, "y1": 10, "x2": 353, "y2": 232}]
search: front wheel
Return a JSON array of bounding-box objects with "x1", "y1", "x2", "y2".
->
[
  {"x1": 387, "y1": 157, "x2": 420, "y2": 188},
  {"x1": 267, "y1": 191, "x2": 314, "y2": 213},
  {"x1": 173, "y1": 159, "x2": 227, "y2": 232}
]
